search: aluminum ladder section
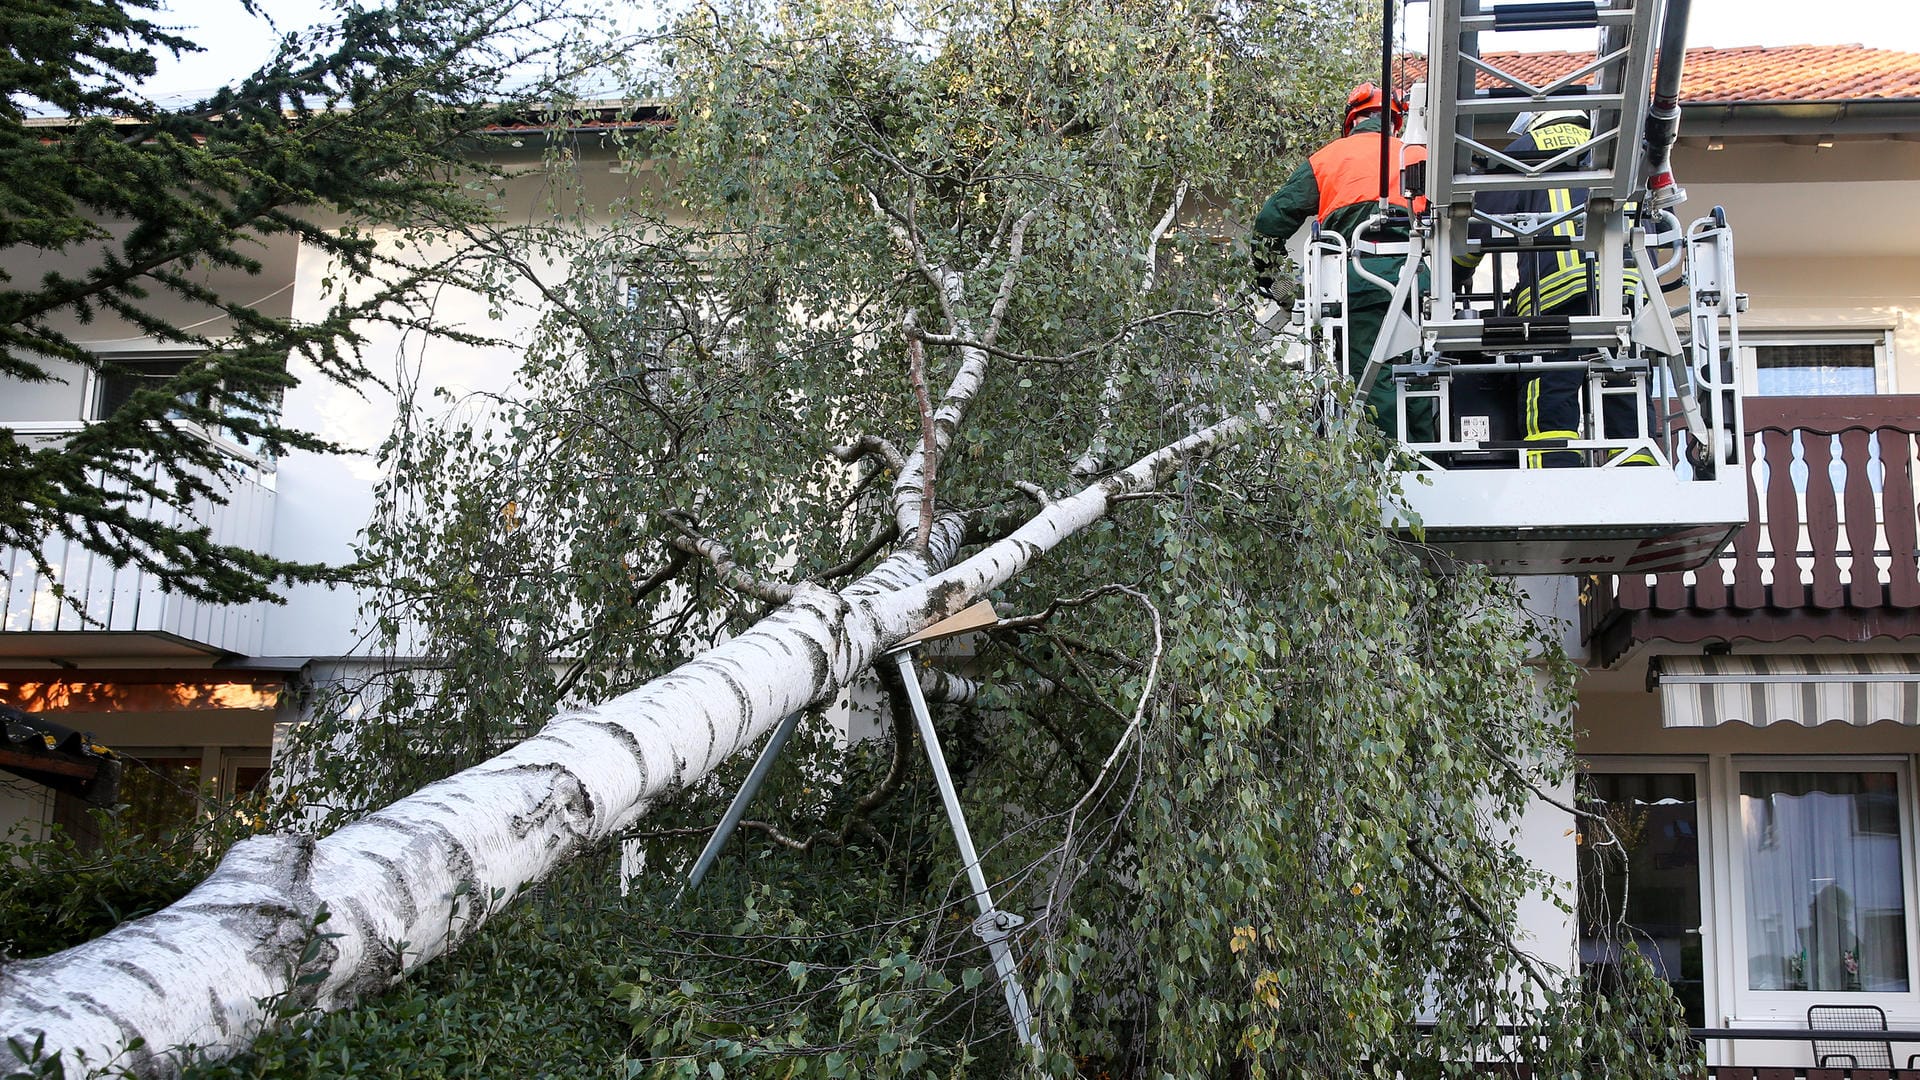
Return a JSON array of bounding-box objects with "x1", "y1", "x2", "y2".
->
[
  {"x1": 1370, "y1": 0, "x2": 1748, "y2": 575},
  {"x1": 1423, "y1": 0, "x2": 1661, "y2": 353}
]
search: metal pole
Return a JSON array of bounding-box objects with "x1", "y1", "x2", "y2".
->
[
  {"x1": 679, "y1": 710, "x2": 804, "y2": 900},
  {"x1": 891, "y1": 649, "x2": 1040, "y2": 1051},
  {"x1": 1378, "y1": 0, "x2": 1394, "y2": 203}
]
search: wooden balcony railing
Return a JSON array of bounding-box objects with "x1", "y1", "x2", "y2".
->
[{"x1": 1588, "y1": 396, "x2": 1920, "y2": 667}]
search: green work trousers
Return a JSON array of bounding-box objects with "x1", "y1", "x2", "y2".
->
[{"x1": 1345, "y1": 257, "x2": 1436, "y2": 444}]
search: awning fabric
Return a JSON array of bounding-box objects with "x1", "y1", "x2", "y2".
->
[{"x1": 1654, "y1": 654, "x2": 1920, "y2": 729}]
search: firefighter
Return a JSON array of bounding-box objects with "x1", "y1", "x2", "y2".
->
[
  {"x1": 1253, "y1": 83, "x2": 1435, "y2": 442},
  {"x1": 1456, "y1": 110, "x2": 1655, "y2": 467}
]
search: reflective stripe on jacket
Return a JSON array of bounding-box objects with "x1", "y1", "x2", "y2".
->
[{"x1": 1459, "y1": 119, "x2": 1640, "y2": 316}]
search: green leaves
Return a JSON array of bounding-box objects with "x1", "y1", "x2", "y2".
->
[
  {"x1": 273, "y1": 0, "x2": 1694, "y2": 1073},
  {"x1": 0, "y1": 0, "x2": 599, "y2": 607}
]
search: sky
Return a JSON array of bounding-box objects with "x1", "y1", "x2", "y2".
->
[
  {"x1": 140, "y1": 0, "x2": 1920, "y2": 100},
  {"x1": 1403, "y1": 0, "x2": 1920, "y2": 56}
]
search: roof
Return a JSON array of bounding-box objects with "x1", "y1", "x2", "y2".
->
[{"x1": 1399, "y1": 44, "x2": 1920, "y2": 104}]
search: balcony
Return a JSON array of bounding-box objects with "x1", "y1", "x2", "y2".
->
[
  {"x1": 1588, "y1": 396, "x2": 1920, "y2": 667},
  {"x1": 1, "y1": 425, "x2": 276, "y2": 660}
]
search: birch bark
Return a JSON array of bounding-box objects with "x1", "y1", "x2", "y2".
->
[{"x1": 0, "y1": 408, "x2": 1262, "y2": 1076}]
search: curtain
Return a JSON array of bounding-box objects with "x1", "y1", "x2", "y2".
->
[{"x1": 1742, "y1": 771, "x2": 1909, "y2": 991}]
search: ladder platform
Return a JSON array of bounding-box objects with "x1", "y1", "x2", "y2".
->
[
  {"x1": 1472, "y1": 235, "x2": 1586, "y2": 252},
  {"x1": 1388, "y1": 466, "x2": 1747, "y2": 574},
  {"x1": 1424, "y1": 315, "x2": 1633, "y2": 352}
]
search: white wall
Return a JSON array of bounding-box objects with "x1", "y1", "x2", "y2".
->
[
  {"x1": 0, "y1": 358, "x2": 89, "y2": 423},
  {"x1": 260, "y1": 227, "x2": 576, "y2": 659}
]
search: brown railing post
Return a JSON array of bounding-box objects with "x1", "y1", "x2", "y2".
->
[
  {"x1": 1805, "y1": 429, "x2": 1843, "y2": 608},
  {"x1": 1841, "y1": 427, "x2": 1884, "y2": 608},
  {"x1": 1731, "y1": 432, "x2": 1767, "y2": 609},
  {"x1": 1885, "y1": 427, "x2": 1920, "y2": 608},
  {"x1": 1763, "y1": 427, "x2": 1807, "y2": 608}
]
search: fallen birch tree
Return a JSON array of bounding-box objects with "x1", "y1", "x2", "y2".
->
[
  {"x1": 0, "y1": 0, "x2": 1702, "y2": 1074},
  {"x1": 0, "y1": 406, "x2": 1259, "y2": 1074}
]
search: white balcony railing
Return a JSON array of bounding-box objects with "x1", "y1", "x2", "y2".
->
[{"x1": 2, "y1": 427, "x2": 277, "y2": 657}]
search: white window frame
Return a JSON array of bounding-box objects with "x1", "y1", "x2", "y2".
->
[
  {"x1": 1740, "y1": 330, "x2": 1895, "y2": 397},
  {"x1": 1721, "y1": 754, "x2": 1920, "y2": 1025},
  {"x1": 83, "y1": 345, "x2": 205, "y2": 423},
  {"x1": 77, "y1": 344, "x2": 279, "y2": 472}
]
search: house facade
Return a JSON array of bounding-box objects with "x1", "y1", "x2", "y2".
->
[
  {"x1": 0, "y1": 127, "x2": 629, "y2": 843},
  {"x1": 1568, "y1": 45, "x2": 1920, "y2": 1070},
  {"x1": 4, "y1": 39, "x2": 1920, "y2": 1072}
]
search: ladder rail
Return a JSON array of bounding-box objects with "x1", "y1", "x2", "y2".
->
[{"x1": 1284, "y1": 0, "x2": 1749, "y2": 577}]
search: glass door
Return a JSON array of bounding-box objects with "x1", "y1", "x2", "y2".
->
[{"x1": 1579, "y1": 769, "x2": 1708, "y2": 1026}]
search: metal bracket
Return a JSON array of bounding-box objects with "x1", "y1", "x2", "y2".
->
[
  {"x1": 891, "y1": 646, "x2": 1041, "y2": 1052},
  {"x1": 681, "y1": 631, "x2": 1040, "y2": 1054},
  {"x1": 679, "y1": 709, "x2": 804, "y2": 901}
]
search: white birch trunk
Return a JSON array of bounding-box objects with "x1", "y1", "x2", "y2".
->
[{"x1": 0, "y1": 410, "x2": 1261, "y2": 1076}]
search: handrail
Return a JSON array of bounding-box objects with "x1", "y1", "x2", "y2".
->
[
  {"x1": 1693, "y1": 1027, "x2": 1920, "y2": 1042},
  {"x1": 1591, "y1": 394, "x2": 1920, "y2": 634},
  {"x1": 1417, "y1": 1023, "x2": 1920, "y2": 1041}
]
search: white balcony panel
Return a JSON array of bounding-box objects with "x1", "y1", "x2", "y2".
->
[{"x1": 0, "y1": 459, "x2": 275, "y2": 657}]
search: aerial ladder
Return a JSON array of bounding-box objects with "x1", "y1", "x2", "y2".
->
[{"x1": 1292, "y1": 0, "x2": 1748, "y2": 575}]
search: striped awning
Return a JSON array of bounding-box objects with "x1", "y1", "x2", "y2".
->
[{"x1": 1654, "y1": 654, "x2": 1920, "y2": 728}]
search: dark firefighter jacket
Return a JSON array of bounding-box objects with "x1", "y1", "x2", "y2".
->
[{"x1": 1455, "y1": 117, "x2": 1641, "y2": 316}]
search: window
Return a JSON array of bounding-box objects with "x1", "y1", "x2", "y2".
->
[
  {"x1": 1581, "y1": 756, "x2": 1920, "y2": 1029},
  {"x1": 51, "y1": 753, "x2": 205, "y2": 850},
  {"x1": 87, "y1": 349, "x2": 280, "y2": 455},
  {"x1": 92, "y1": 355, "x2": 196, "y2": 420},
  {"x1": 49, "y1": 748, "x2": 274, "y2": 851},
  {"x1": 615, "y1": 259, "x2": 757, "y2": 407},
  {"x1": 1741, "y1": 771, "x2": 1910, "y2": 993},
  {"x1": 1742, "y1": 333, "x2": 1891, "y2": 397},
  {"x1": 619, "y1": 273, "x2": 703, "y2": 401},
  {"x1": 1578, "y1": 771, "x2": 1708, "y2": 1026}
]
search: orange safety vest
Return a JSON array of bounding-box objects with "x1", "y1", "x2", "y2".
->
[{"x1": 1309, "y1": 131, "x2": 1429, "y2": 224}]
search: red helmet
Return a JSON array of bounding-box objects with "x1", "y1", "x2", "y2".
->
[{"x1": 1343, "y1": 82, "x2": 1409, "y2": 135}]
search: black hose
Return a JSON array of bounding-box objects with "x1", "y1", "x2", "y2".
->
[
  {"x1": 1379, "y1": 0, "x2": 1394, "y2": 203},
  {"x1": 1643, "y1": 0, "x2": 1691, "y2": 193}
]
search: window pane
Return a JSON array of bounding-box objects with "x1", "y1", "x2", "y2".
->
[
  {"x1": 94, "y1": 357, "x2": 192, "y2": 419},
  {"x1": 1753, "y1": 344, "x2": 1877, "y2": 397},
  {"x1": 116, "y1": 756, "x2": 206, "y2": 840},
  {"x1": 1579, "y1": 773, "x2": 1705, "y2": 1026},
  {"x1": 1742, "y1": 771, "x2": 1909, "y2": 991}
]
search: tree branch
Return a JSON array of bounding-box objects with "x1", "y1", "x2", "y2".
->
[
  {"x1": 911, "y1": 306, "x2": 1230, "y2": 366},
  {"x1": 1012, "y1": 481, "x2": 1053, "y2": 506},
  {"x1": 1140, "y1": 181, "x2": 1188, "y2": 294},
  {"x1": 829, "y1": 434, "x2": 908, "y2": 475},
  {"x1": 983, "y1": 197, "x2": 1049, "y2": 344},
  {"x1": 811, "y1": 523, "x2": 900, "y2": 584},
  {"x1": 661, "y1": 511, "x2": 798, "y2": 604},
  {"x1": 905, "y1": 323, "x2": 937, "y2": 552},
  {"x1": 1406, "y1": 837, "x2": 1561, "y2": 1001}
]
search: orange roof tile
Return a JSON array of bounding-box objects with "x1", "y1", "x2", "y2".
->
[{"x1": 1397, "y1": 44, "x2": 1920, "y2": 104}]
